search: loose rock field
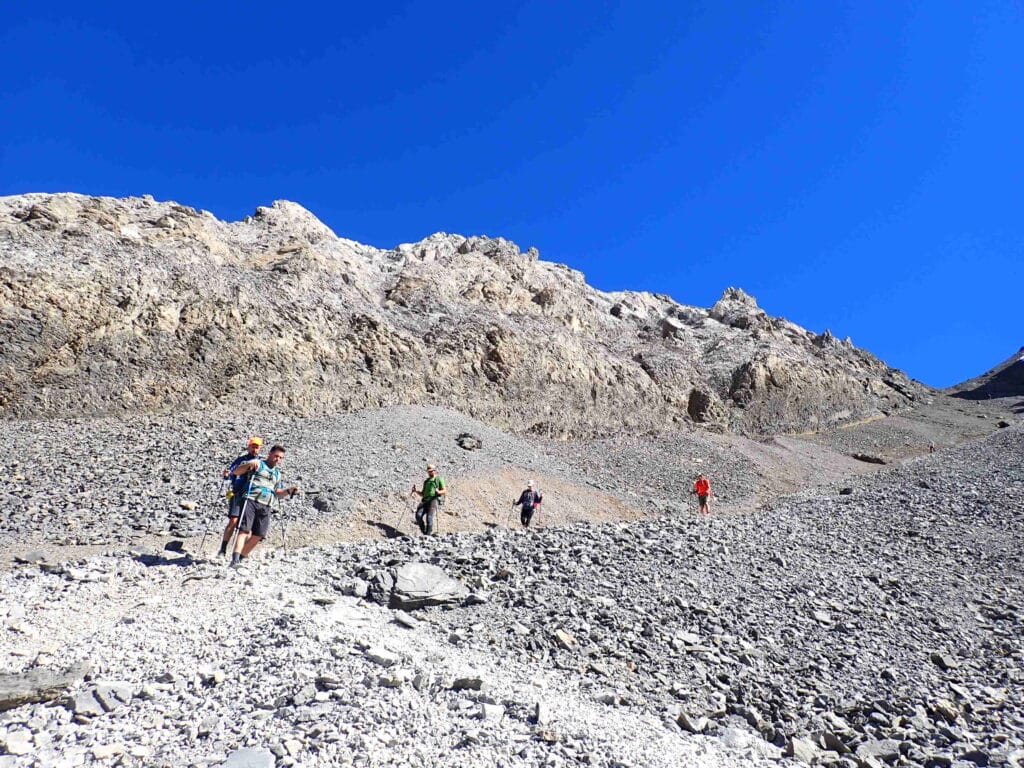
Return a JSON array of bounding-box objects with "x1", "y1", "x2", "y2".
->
[{"x1": 0, "y1": 403, "x2": 1021, "y2": 767}]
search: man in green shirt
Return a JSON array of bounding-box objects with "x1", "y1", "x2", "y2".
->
[{"x1": 411, "y1": 464, "x2": 447, "y2": 536}]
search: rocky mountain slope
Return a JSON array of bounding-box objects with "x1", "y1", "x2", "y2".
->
[
  {"x1": 0, "y1": 190, "x2": 1020, "y2": 767},
  {"x1": 0, "y1": 415, "x2": 1020, "y2": 768},
  {"x1": 948, "y1": 348, "x2": 1024, "y2": 403},
  {"x1": 0, "y1": 193, "x2": 925, "y2": 437}
]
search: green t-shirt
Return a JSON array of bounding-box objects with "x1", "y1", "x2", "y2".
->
[{"x1": 422, "y1": 475, "x2": 446, "y2": 501}]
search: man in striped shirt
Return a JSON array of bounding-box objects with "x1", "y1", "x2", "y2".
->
[{"x1": 229, "y1": 444, "x2": 299, "y2": 567}]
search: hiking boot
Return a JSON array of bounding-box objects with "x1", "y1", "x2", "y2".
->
[{"x1": 229, "y1": 553, "x2": 242, "y2": 568}]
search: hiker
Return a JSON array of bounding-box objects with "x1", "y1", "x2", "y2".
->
[
  {"x1": 513, "y1": 481, "x2": 543, "y2": 527},
  {"x1": 219, "y1": 436, "x2": 263, "y2": 557},
  {"x1": 691, "y1": 474, "x2": 711, "y2": 514},
  {"x1": 229, "y1": 444, "x2": 299, "y2": 567},
  {"x1": 411, "y1": 464, "x2": 447, "y2": 535}
]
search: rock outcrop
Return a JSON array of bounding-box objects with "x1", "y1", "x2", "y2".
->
[
  {"x1": 0, "y1": 193, "x2": 925, "y2": 436},
  {"x1": 0, "y1": 662, "x2": 90, "y2": 712}
]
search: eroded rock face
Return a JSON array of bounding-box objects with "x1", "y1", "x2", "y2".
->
[
  {"x1": 686, "y1": 388, "x2": 728, "y2": 429},
  {"x1": 0, "y1": 193, "x2": 925, "y2": 436}
]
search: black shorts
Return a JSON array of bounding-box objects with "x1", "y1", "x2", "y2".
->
[
  {"x1": 227, "y1": 492, "x2": 246, "y2": 519},
  {"x1": 239, "y1": 499, "x2": 272, "y2": 537},
  {"x1": 697, "y1": 495, "x2": 709, "y2": 504}
]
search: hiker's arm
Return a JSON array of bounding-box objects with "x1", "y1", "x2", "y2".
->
[
  {"x1": 231, "y1": 460, "x2": 259, "y2": 477},
  {"x1": 274, "y1": 486, "x2": 300, "y2": 498},
  {"x1": 436, "y1": 482, "x2": 447, "y2": 496},
  {"x1": 411, "y1": 484, "x2": 422, "y2": 497}
]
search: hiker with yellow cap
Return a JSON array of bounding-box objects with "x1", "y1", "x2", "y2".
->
[
  {"x1": 411, "y1": 464, "x2": 447, "y2": 536},
  {"x1": 218, "y1": 435, "x2": 263, "y2": 557}
]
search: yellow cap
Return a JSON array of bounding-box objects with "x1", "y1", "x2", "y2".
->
[{"x1": 248, "y1": 435, "x2": 264, "y2": 447}]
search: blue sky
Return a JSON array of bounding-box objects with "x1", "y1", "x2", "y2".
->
[{"x1": 2, "y1": 2, "x2": 1021, "y2": 387}]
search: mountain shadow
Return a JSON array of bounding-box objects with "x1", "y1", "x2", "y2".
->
[{"x1": 950, "y1": 348, "x2": 1024, "y2": 400}]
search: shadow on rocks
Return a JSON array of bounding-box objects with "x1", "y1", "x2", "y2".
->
[
  {"x1": 364, "y1": 520, "x2": 406, "y2": 539},
  {"x1": 133, "y1": 552, "x2": 195, "y2": 568}
]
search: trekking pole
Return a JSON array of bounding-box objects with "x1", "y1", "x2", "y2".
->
[
  {"x1": 508, "y1": 503, "x2": 515, "y2": 527},
  {"x1": 199, "y1": 477, "x2": 229, "y2": 557},
  {"x1": 279, "y1": 490, "x2": 295, "y2": 553},
  {"x1": 397, "y1": 497, "x2": 408, "y2": 532}
]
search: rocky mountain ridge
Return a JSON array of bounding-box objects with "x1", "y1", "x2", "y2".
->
[
  {"x1": 0, "y1": 193, "x2": 925, "y2": 436},
  {"x1": 948, "y1": 347, "x2": 1024, "y2": 402}
]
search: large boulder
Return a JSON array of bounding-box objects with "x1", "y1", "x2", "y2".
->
[{"x1": 388, "y1": 562, "x2": 469, "y2": 610}]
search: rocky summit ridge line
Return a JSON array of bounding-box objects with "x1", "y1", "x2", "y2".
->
[{"x1": 0, "y1": 193, "x2": 923, "y2": 436}]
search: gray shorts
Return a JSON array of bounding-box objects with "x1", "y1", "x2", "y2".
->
[{"x1": 239, "y1": 500, "x2": 272, "y2": 537}]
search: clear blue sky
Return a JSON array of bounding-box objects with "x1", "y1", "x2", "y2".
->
[{"x1": 2, "y1": 2, "x2": 1021, "y2": 387}]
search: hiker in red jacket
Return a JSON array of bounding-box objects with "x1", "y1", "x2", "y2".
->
[{"x1": 692, "y1": 474, "x2": 711, "y2": 514}]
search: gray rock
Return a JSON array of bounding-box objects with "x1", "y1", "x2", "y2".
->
[
  {"x1": 958, "y1": 749, "x2": 989, "y2": 766},
  {"x1": 364, "y1": 647, "x2": 400, "y2": 667},
  {"x1": 856, "y1": 739, "x2": 902, "y2": 761},
  {"x1": 676, "y1": 711, "x2": 708, "y2": 734},
  {"x1": 350, "y1": 578, "x2": 370, "y2": 599},
  {"x1": 534, "y1": 701, "x2": 552, "y2": 725},
  {"x1": 392, "y1": 611, "x2": 419, "y2": 629},
  {"x1": 69, "y1": 690, "x2": 105, "y2": 717},
  {"x1": 819, "y1": 731, "x2": 852, "y2": 755},
  {"x1": 479, "y1": 703, "x2": 504, "y2": 721},
  {"x1": 788, "y1": 736, "x2": 820, "y2": 764},
  {"x1": 311, "y1": 496, "x2": 335, "y2": 513},
  {"x1": 929, "y1": 699, "x2": 960, "y2": 722},
  {"x1": 12, "y1": 551, "x2": 46, "y2": 564},
  {"x1": 929, "y1": 652, "x2": 959, "y2": 671},
  {"x1": 388, "y1": 562, "x2": 469, "y2": 610},
  {"x1": 1, "y1": 731, "x2": 32, "y2": 756},
  {"x1": 222, "y1": 748, "x2": 276, "y2": 768},
  {"x1": 852, "y1": 453, "x2": 887, "y2": 464},
  {"x1": 451, "y1": 677, "x2": 486, "y2": 692},
  {"x1": 0, "y1": 662, "x2": 90, "y2": 712},
  {"x1": 93, "y1": 681, "x2": 134, "y2": 712}
]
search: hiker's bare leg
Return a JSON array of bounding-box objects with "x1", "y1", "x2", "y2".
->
[
  {"x1": 233, "y1": 532, "x2": 250, "y2": 555},
  {"x1": 221, "y1": 516, "x2": 238, "y2": 543},
  {"x1": 241, "y1": 535, "x2": 263, "y2": 557}
]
